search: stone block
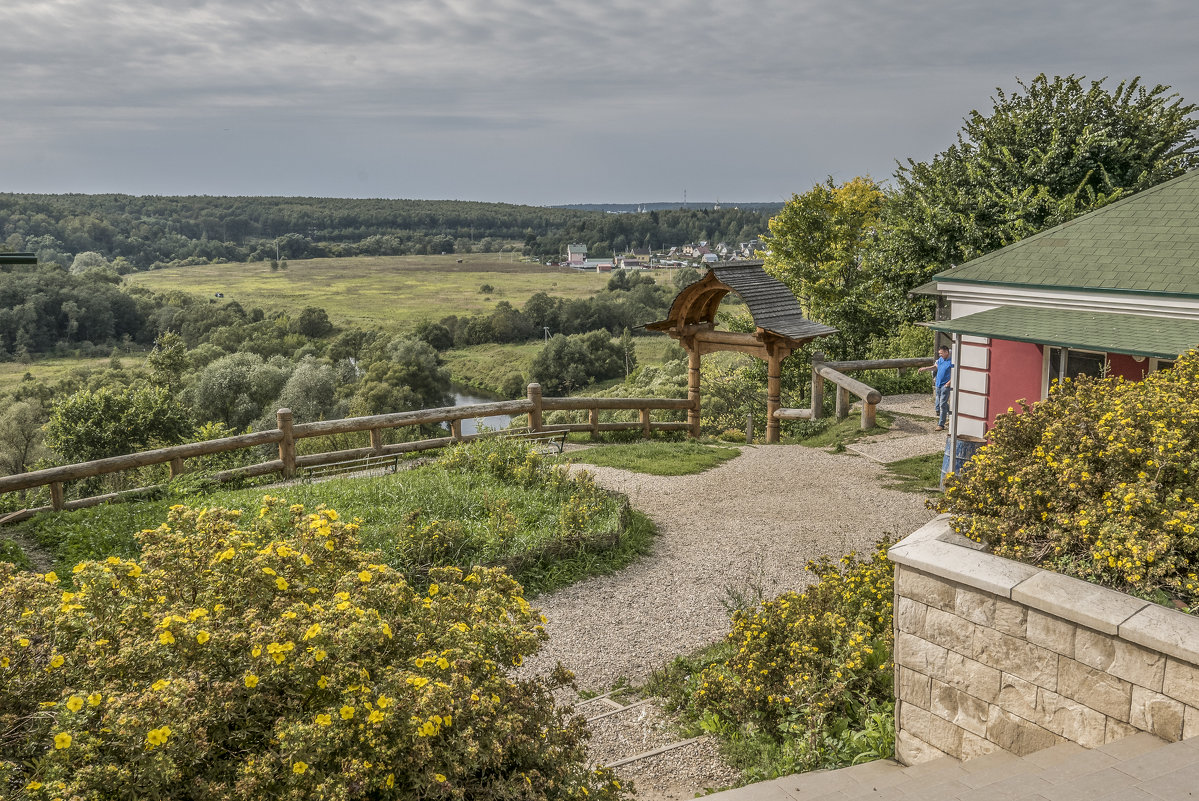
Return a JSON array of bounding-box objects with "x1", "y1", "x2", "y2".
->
[
  {"x1": 1130, "y1": 686, "x2": 1184, "y2": 741},
  {"x1": 1163, "y1": 658, "x2": 1199, "y2": 709},
  {"x1": 1027, "y1": 610, "x2": 1077, "y2": 659},
  {"x1": 931, "y1": 679, "x2": 990, "y2": 737},
  {"x1": 1036, "y1": 687, "x2": 1108, "y2": 747},
  {"x1": 924, "y1": 606, "x2": 976, "y2": 655},
  {"x1": 986, "y1": 706, "x2": 1060, "y2": 756},
  {"x1": 898, "y1": 665, "x2": 932, "y2": 709},
  {"x1": 1012, "y1": 570, "x2": 1148, "y2": 635},
  {"x1": 1105, "y1": 717, "x2": 1140, "y2": 744},
  {"x1": 927, "y1": 713, "x2": 967, "y2": 754},
  {"x1": 895, "y1": 631, "x2": 950, "y2": 678},
  {"x1": 940, "y1": 650, "x2": 1002, "y2": 703},
  {"x1": 899, "y1": 699, "x2": 933, "y2": 741},
  {"x1": 1075, "y1": 628, "x2": 1165, "y2": 691},
  {"x1": 972, "y1": 625, "x2": 1059, "y2": 689},
  {"x1": 993, "y1": 597, "x2": 1029, "y2": 638},
  {"x1": 1184, "y1": 705, "x2": 1199, "y2": 740},
  {"x1": 1057, "y1": 657, "x2": 1132, "y2": 720},
  {"x1": 955, "y1": 585, "x2": 996, "y2": 626},
  {"x1": 896, "y1": 595, "x2": 928, "y2": 635},
  {"x1": 959, "y1": 730, "x2": 999, "y2": 760},
  {"x1": 997, "y1": 672, "x2": 1041, "y2": 721},
  {"x1": 896, "y1": 566, "x2": 957, "y2": 611},
  {"x1": 890, "y1": 539, "x2": 1040, "y2": 598},
  {"x1": 895, "y1": 728, "x2": 946, "y2": 766}
]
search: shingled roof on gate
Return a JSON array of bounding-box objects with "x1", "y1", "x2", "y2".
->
[{"x1": 647, "y1": 260, "x2": 836, "y2": 342}]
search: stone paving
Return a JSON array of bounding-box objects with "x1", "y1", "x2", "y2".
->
[{"x1": 705, "y1": 732, "x2": 1199, "y2": 800}]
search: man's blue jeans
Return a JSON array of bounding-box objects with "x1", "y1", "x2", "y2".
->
[{"x1": 935, "y1": 384, "x2": 951, "y2": 427}]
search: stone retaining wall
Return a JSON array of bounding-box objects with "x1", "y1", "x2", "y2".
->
[{"x1": 889, "y1": 516, "x2": 1199, "y2": 764}]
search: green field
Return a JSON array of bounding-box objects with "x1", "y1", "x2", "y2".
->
[
  {"x1": 125, "y1": 253, "x2": 612, "y2": 332},
  {"x1": 0, "y1": 354, "x2": 150, "y2": 394}
]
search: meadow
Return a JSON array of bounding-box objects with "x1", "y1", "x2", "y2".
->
[{"x1": 125, "y1": 253, "x2": 612, "y2": 332}]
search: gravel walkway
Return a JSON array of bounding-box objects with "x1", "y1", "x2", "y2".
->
[{"x1": 523, "y1": 444, "x2": 936, "y2": 690}]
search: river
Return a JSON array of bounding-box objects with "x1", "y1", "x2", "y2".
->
[{"x1": 451, "y1": 390, "x2": 514, "y2": 435}]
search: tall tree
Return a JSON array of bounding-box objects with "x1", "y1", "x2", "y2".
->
[
  {"x1": 877, "y1": 74, "x2": 1199, "y2": 321},
  {"x1": 762, "y1": 176, "x2": 886, "y2": 355}
]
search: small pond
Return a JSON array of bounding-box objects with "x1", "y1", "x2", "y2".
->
[{"x1": 451, "y1": 390, "x2": 515, "y2": 436}]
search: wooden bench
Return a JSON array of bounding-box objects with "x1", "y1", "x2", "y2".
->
[
  {"x1": 497, "y1": 426, "x2": 569, "y2": 455},
  {"x1": 301, "y1": 453, "x2": 402, "y2": 482}
]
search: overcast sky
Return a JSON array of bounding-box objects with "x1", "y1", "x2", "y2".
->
[{"x1": 2, "y1": 0, "x2": 1197, "y2": 205}]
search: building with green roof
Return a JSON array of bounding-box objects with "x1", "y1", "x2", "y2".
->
[{"x1": 915, "y1": 169, "x2": 1199, "y2": 439}]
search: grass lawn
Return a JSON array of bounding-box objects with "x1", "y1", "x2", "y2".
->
[
  {"x1": 573, "y1": 441, "x2": 741, "y2": 476},
  {"x1": 12, "y1": 442, "x2": 653, "y2": 596},
  {"x1": 790, "y1": 411, "x2": 893, "y2": 450},
  {"x1": 125, "y1": 254, "x2": 612, "y2": 332},
  {"x1": 881, "y1": 452, "x2": 944, "y2": 494}
]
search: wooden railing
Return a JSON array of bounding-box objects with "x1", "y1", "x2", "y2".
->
[
  {"x1": 774, "y1": 353, "x2": 935, "y2": 430},
  {"x1": 0, "y1": 384, "x2": 694, "y2": 525}
]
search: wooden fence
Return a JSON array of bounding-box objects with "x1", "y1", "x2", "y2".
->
[
  {"x1": 0, "y1": 384, "x2": 694, "y2": 525},
  {"x1": 774, "y1": 353, "x2": 935, "y2": 430}
]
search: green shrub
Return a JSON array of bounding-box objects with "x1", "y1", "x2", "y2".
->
[
  {"x1": 660, "y1": 542, "x2": 895, "y2": 778},
  {"x1": 0, "y1": 499, "x2": 627, "y2": 800},
  {"x1": 938, "y1": 349, "x2": 1199, "y2": 609}
]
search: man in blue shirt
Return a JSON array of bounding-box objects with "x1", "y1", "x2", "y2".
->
[{"x1": 918, "y1": 345, "x2": 953, "y2": 430}]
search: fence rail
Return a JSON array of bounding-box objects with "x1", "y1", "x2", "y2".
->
[
  {"x1": 0, "y1": 384, "x2": 695, "y2": 525},
  {"x1": 773, "y1": 353, "x2": 936, "y2": 430}
]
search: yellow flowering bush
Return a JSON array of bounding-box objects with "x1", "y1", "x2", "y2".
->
[
  {"x1": 0, "y1": 499, "x2": 626, "y2": 801},
  {"x1": 938, "y1": 350, "x2": 1199, "y2": 608},
  {"x1": 670, "y1": 543, "x2": 894, "y2": 775}
]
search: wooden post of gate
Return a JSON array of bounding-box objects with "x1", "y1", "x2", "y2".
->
[
  {"x1": 277, "y1": 409, "x2": 296, "y2": 479},
  {"x1": 766, "y1": 347, "x2": 782, "y2": 444},
  {"x1": 687, "y1": 346, "x2": 701, "y2": 438},
  {"x1": 810, "y1": 351, "x2": 826, "y2": 419},
  {"x1": 640, "y1": 408, "x2": 651, "y2": 438},
  {"x1": 527, "y1": 383, "x2": 543, "y2": 433}
]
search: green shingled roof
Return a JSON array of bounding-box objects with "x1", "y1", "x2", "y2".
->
[
  {"x1": 933, "y1": 169, "x2": 1199, "y2": 296},
  {"x1": 927, "y1": 306, "x2": 1199, "y2": 359}
]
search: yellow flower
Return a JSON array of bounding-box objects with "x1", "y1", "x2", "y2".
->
[
  {"x1": 54, "y1": 732, "x2": 72, "y2": 750},
  {"x1": 18, "y1": 638, "x2": 30, "y2": 648},
  {"x1": 88, "y1": 692, "x2": 103, "y2": 707},
  {"x1": 435, "y1": 773, "x2": 447, "y2": 783},
  {"x1": 303, "y1": 623, "x2": 321, "y2": 640},
  {"x1": 368, "y1": 709, "x2": 384, "y2": 723},
  {"x1": 386, "y1": 774, "x2": 395, "y2": 788},
  {"x1": 339, "y1": 705, "x2": 355, "y2": 720},
  {"x1": 244, "y1": 674, "x2": 259, "y2": 688},
  {"x1": 66, "y1": 696, "x2": 84, "y2": 712},
  {"x1": 315, "y1": 714, "x2": 331, "y2": 726},
  {"x1": 49, "y1": 654, "x2": 64, "y2": 669},
  {"x1": 196, "y1": 630, "x2": 211, "y2": 644},
  {"x1": 293, "y1": 761, "x2": 308, "y2": 774},
  {"x1": 276, "y1": 577, "x2": 289, "y2": 590},
  {"x1": 44, "y1": 572, "x2": 58, "y2": 583},
  {"x1": 146, "y1": 726, "x2": 172, "y2": 747},
  {"x1": 152, "y1": 679, "x2": 171, "y2": 691},
  {"x1": 358, "y1": 570, "x2": 372, "y2": 583},
  {"x1": 314, "y1": 649, "x2": 327, "y2": 662},
  {"x1": 252, "y1": 645, "x2": 262, "y2": 657},
  {"x1": 159, "y1": 630, "x2": 175, "y2": 645},
  {"x1": 317, "y1": 675, "x2": 329, "y2": 689}
]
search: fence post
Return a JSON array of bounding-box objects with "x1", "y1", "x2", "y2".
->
[
  {"x1": 836, "y1": 386, "x2": 851, "y2": 420},
  {"x1": 277, "y1": 409, "x2": 296, "y2": 479},
  {"x1": 527, "y1": 383, "x2": 543, "y2": 432},
  {"x1": 640, "y1": 408, "x2": 651, "y2": 438},
  {"x1": 49, "y1": 482, "x2": 64, "y2": 511},
  {"x1": 369, "y1": 428, "x2": 383, "y2": 454},
  {"x1": 745, "y1": 413, "x2": 754, "y2": 445},
  {"x1": 451, "y1": 419, "x2": 462, "y2": 441},
  {"x1": 169, "y1": 457, "x2": 185, "y2": 478},
  {"x1": 810, "y1": 351, "x2": 825, "y2": 419},
  {"x1": 861, "y1": 402, "x2": 877, "y2": 430},
  {"x1": 589, "y1": 407, "x2": 600, "y2": 439}
]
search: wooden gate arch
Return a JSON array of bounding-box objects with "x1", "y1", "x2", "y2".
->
[{"x1": 646, "y1": 260, "x2": 836, "y2": 443}]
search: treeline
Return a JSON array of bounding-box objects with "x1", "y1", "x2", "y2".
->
[{"x1": 0, "y1": 193, "x2": 774, "y2": 272}]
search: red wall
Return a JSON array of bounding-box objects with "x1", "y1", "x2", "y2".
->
[
  {"x1": 1108, "y1": 352, "x2": 1151, "y2": 382},
  {"x1": 986, "y1": 339, "x2": 1045, "y2": 428}
]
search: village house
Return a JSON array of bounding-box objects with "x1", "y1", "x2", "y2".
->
[
  {"x1": 917, "y1": 168, "x2": 1199, "y2": 439},
  {"x1": 566, "y1": 243, "x2": 587, "y2": 267}
]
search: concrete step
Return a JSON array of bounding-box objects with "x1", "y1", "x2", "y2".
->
[{"x1": 702, "y1": 732, "x2": 1187, "y2": 801}]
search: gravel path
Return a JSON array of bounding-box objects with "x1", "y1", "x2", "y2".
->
[{"x1": 524, "y1": 443, "x2": 936, "y2": 690}]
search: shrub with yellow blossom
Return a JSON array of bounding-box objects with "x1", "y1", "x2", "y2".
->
[
  {"x1": 938, "y1": 349, "x2": 1199, "y2": 609},
  {"x1": 668, "y1": 543, "x2": 895, "y2": 776},
  {"x1": 0, "y1": 498, "x2": 626, "y2": 801}
]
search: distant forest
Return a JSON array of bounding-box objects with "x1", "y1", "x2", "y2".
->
[{"x1": 0, "y1": 194, "x2": 777, "y2": 271}]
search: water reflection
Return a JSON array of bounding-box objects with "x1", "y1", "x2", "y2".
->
[{"x1": 451, "y1": 391, "x2": 514, "y2": 436}]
